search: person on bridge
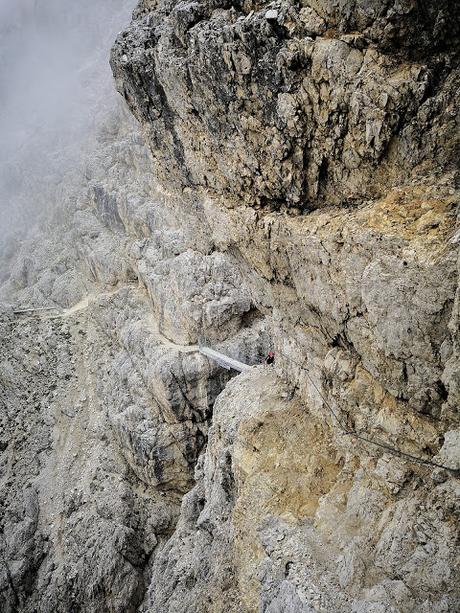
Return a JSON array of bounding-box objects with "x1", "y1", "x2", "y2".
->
[{"x1": 266, "y1": 351, "x2": 275, "y2": 365}]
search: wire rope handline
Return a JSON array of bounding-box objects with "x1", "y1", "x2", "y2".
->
[{"x1": 283, "y1": 354, "x2": 459, "y2": 477}]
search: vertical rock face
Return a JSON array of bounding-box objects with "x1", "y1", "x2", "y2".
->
[
  {"x1": 142, "y1": 369, "x2": 460, "y2": 613},
  {"x1": 111, "y1": 0, "x2": 459, "y2": 209},
  {"x1": 1, "y1": 1, "x2": 459, "y2": 613},
  {"x1": 108, "y1": 1, "x2": 460, "y2": 611}
]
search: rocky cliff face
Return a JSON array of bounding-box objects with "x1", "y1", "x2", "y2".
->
[
  {"x1": 112, "y1": 0, "x2": 459, "y2": 210},
  {"x1": 0, "y1": 106, "x2": 270, "y2": 612},
  {"x1": 1, "y1": 1, "x2": 459, "y2": 612}
]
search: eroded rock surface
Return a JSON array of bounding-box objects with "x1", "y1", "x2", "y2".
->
[
  {"x1": 0, "y1": 107, "x2": 269, "y2": 612},
  {"x1": 144, "y1": 369, "x2": 459, "y2": 612},
  {"x1": 109, "y1": 0, "x2": 459, "y2": 610},
  {"x1": 112, "y1": 0, "x2": 459, "y2": 209},
  {"x1": 1, "y1": 0, "x2": 459, "y2": 612}
]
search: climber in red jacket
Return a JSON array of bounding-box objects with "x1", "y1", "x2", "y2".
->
[{"x1": 266, "y1": 351, "x2": 275, "y2": 365}]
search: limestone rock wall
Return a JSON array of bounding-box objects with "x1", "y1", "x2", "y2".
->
[
  {"x1": 144, "y1": 368, "x2": 460, "y2": 613},
  {"x1": 0, "y1": 107, "x2": 270, "y2": 612},
  {"x1": 1, "y1": 1, "x2": 459, "y2": 612},
  {"x1": 108, "y1": 1, "x2": 460, "y2": 611},
  {"x1": 111, "y1": 0, "x2": 459, "y2": 209}
]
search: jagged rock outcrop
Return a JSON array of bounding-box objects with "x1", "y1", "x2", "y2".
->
[
  {"x1": 142, "y1": 368, "x2": 460, "y2": 613},
  {"x1": 112, "y1": 0, "x2": 459, "y2": 209},
  {"x1": 1, "y1": 1, "x2": 459, "y2": 612},
  {"x1": 0, "y1": 106, "x2": 269, "y2": 611}
]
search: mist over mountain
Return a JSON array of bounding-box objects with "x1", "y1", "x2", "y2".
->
[{"x1": 0, "y1": 0, "x2": 134, "y2": 244}]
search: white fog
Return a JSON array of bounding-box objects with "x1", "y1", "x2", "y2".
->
[{"x1": 0, "y1": 0, "x2": 135, "y2": 245}]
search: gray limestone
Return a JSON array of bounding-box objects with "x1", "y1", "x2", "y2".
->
[{"x1": 1, "y1": 1, "x2": 459, "y2": 612}]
